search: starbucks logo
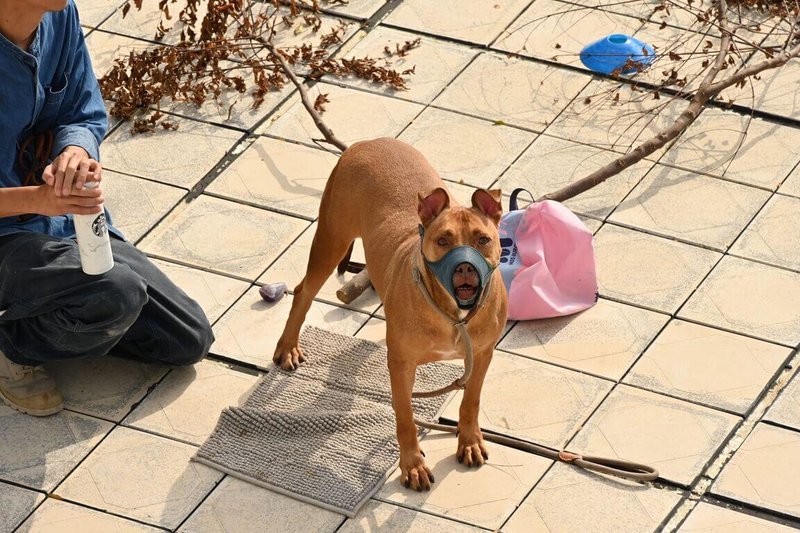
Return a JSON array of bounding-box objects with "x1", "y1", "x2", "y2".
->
[{"x1": 91, "y1": 213, "x2": 108, "y2": 237}]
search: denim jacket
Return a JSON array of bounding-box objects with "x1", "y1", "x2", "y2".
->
[{"x1": 0, "y1": 0, "x2": 119, "y2": 239}]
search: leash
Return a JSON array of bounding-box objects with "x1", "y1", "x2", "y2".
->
[{"x1": 410, "y1": 263, "x2": 659, "y2": 483}]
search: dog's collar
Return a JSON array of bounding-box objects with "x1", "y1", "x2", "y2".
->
[{"x1": 410, "y1": 227, "x2": 496, "y2": 399}]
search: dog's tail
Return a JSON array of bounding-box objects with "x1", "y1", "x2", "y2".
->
[{"x1": 337, "y1": 242, "x2": 365, "y2": 275}]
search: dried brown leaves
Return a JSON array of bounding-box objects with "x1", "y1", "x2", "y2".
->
[{"x1": 100, "y1": 0, "x2": 419, "y2": 132}]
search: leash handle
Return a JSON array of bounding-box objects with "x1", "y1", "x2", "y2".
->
[
  {"x1": 509, "y1": 187, "x2": 535, "y2": 212},
  {"x1": 414, "y1": 417, "x2": 659, "y2": 483}
]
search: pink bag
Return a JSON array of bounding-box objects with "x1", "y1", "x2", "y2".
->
[{"x1": 499, "y1": 189, "x2": 598, "y2": 320}]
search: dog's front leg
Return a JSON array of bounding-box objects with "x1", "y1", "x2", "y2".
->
[
  {"x1": 457, "y1": 347, "x2": 493, "y2": 467},
  {"x1": 388, "y1": 356, "x2": 433, "y2": 491}
]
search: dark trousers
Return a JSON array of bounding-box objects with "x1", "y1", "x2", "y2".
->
[{"x1": 0, "y1": 232, "x2": 213, "y2": 366}]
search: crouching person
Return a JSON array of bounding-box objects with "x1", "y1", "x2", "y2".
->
[{"x1": 0, "y1": 0, "x2": 214, "y2": 416}]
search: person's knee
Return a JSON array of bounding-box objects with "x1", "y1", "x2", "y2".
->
[
  {"x1": 89, "y1": 265, "x2": 148, "y2": 332},
  {"x1": 169, "y1": 309, "x2": 214, "y2": 366}
]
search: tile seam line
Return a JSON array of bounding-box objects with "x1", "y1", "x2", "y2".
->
[
  {"x1": 370, "y1": 495, "x2": 496, "y2": 531},
  {"x1": 14, "y1": 493, "x2": 173, "y2": 532},
  {"x1": 699, "y1": 491, "x2": 800, "y2": 528},
  {"x1": 663, "y1": 348, "x2": 800, "y2": 531},
  {"x1": 614, "y1": 147, "x2": 794, "y2": 525}
]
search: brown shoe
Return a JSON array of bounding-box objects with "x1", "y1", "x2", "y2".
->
[{"x1": 0, "y1": 351, "x2": 63, "y2": 416}]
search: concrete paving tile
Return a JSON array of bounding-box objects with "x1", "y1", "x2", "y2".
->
[
  {"x1": 124, "y1": 360, "x2": 259, "y2": 445},
  {"x1": 259, "y1": 222, "x2": 382, "y2": 313},
  {"x1": 656, "y1": 108, "x2": 746, "y2": 179},
  {"x1": 19, "y1": 498, "x2": 161, "y2": 532},
  {"x1": 749, "y1": 56, "x2": 800, "y2": 121},
  {"x1": 433, "y1": 52, "x2": 590, "y2": 132},
  {"x1": 99, "y1": 0, "x2": 186, "y2": 43},
  {"x1": 103, "y1": 171, "x2": 185, "y2": 242},
  {"x1": 780, "y1": 167, "x2": 800, "y2": 198},
  {"x1": 764, "y1": 369, "x2": 800, "y2": 433},
  {"x1": 264, "y1": 83, "x2": 423, "y2": 147},
  {"x1": 45, "y1": 356, "x2": 168, "y2": 422},
  {"x1": 76, "y1": 0, "x2": 126, "y2": 28},
  {"x1": 496, "y1": 134, "x2": 655, "y2": 218},
  {"x1": 496, "y1": 0, "x2": 645, "y2": 68},
  {"x1": 679, "y1": 256, "x2": 800, "y2": 346},
  {"x1": 85, "y1": 29, "x2": 152, "y2": 78},
  {"x1": 443, "y1": 179, "x2": 487, "y2": 206},
  {"x1": 341, "y1": 500, "x2": 480, "y2": 532},
  {"x1": 678, "y1": 501, "x2": 800, "y2": 532},
  {"x1": 660, "y1": 110, "x2": 800, "y2": 190},
  {"x1": 570, "y1": 386, "x2": 740, "y2": 485},
  {"x1": 150, "y1": 259, "x2": 250, "y2": 323},
  {"x1": 0, "y1": 407, "x2": 113, "y2": 491},
  {"x1": 206, "y1": 137, "x2": 338, "y2": 219},
  {"x1": 632, "y1": 25, "x2": 751, "y2": 104},
  {"x1": 57, "y1": 426, "x2": 223, "y2": 529},
  {"x1": 397, "y1": 107, "x2": 535, "y2": 188},
  {"x1": 730, "y1": 194, "x2": 800, "y2": 270},
  {"x1": 377, "y1": 433, "x2": 551, "y2": 530},
  {"x1": 643, "y1": 1, "x2": 719, "y2": 31},
  {"x1": 441, "y1": 351, "x2": 613, "y2": 448},
  {"x1": 385, "y1": 0, "x2": 532, "y2": 45},
  {"x1": 499, "y1": 299, "x2": 668, "y2": 380},
  {"x1": 546, "y1": 80, "x2": 685, "y2": 153},
  {"x1": 211, "y1": 286, "x2": 369, "y2": 369},
  {"x1": 593, "y1": 224, "x2": 721, "y2": 313},
  {"x1": 355, "y1": 317, "x2": 387, "y2": 347},
  {"x1": 102, "y1": 116, "x2": 242, "y2": 189},
  {"x1": 502, "y1": 463, "x2": 683, "y2": 533},
  {"x1": 179, "y1": 476, "x2": 343, "y2": 532},
  {"x1": 261, "y1": 10, "x2": 359, "y2": 51},
  {"x1": 323, "y1": 0, "x2": 387, "y2": 20},
  {"x1": 568, "y1": 0, "x2": 664, "y2": 20},
  {"x1": 711, "y1": 423, "x2": 800, "y2": 519},
  {"x1": 610, "y1": 165, "x2": 770, "y2": 250},
  {"x1": 332, "y1": 27, "x2": 478, "y2": 103},
  {"x1": 140, "y1": 195, "x2": 309, "y2": 279},
  {"x1": 625, "y1": 320, "x2": 791, "y2": 414},
  {"x1": 0, "y1": 482, "x2": 43, "y2": 532}
]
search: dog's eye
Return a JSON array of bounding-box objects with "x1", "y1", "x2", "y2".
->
[
  {"x1": 436, "y1": 237, "x2": 449, "y2": 246},
  {"x1": 478, "y1": 236, "x2": 491, "y2": 245}
]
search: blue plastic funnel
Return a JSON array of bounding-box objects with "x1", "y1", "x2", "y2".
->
[{"x1": 580, "y1": 34, "x2": 656, "y2": 75}]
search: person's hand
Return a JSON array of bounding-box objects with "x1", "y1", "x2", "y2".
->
[
  {"x1": 32, "y1": 182, "x2": 104, "y2": 216},
  {"x1": 42, "y1": 146, "x2": 102, "y2": 197}
]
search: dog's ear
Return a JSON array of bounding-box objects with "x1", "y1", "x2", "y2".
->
[
  {"x1": 418, "y1": 187, "x2": 450, "y2": 226},
  {"x1": 471, "y1": 188, "x2": 503, "y2": 225}
]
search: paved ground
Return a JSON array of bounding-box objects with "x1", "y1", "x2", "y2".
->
[{"x1": 3, "y1": 0, "x2": 800, "y2": 531}]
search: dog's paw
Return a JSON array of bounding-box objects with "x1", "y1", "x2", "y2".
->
[
  {"x1": 457, "y1": 433, "x2": 489, "y2": 468},
  {"x1": 400, "y1": 453, "x2": 434, "y2": 491},
  {"x1": 272, "y1": 342, "x2": 305, "y2": 371}
]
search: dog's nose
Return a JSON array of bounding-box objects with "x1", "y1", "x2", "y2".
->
[{"x1": 455, "y1": 263, "x2": 476, "y2": 275}]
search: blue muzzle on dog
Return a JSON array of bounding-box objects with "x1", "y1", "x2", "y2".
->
[{"x1": 419, "y1": 225, "x2": 495, "y2": 310}]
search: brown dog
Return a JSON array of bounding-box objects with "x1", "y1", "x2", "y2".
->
[{"x1": 274, "y1": 137, "x2": 507, "y2": 490}]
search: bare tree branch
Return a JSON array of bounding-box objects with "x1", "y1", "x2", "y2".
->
[
  {"x1": 542, "y1": 0, "x2": 757, "y2": 202},
  {"x1": 263, "y1": 41, "x2": 349, "y2": 152}
]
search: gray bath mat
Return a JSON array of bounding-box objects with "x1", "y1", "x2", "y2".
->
[{"x1": 194, "y1": 325, "x2": 462, "y2": 517}]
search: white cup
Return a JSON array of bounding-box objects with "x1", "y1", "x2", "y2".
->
[{"x1": 73, "y1": 181, "x2": 114, "y2": 275}]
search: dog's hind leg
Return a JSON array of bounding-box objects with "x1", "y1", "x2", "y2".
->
[{"x1": 273, "y1": 219, "x2": 354, "y2": 370}]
